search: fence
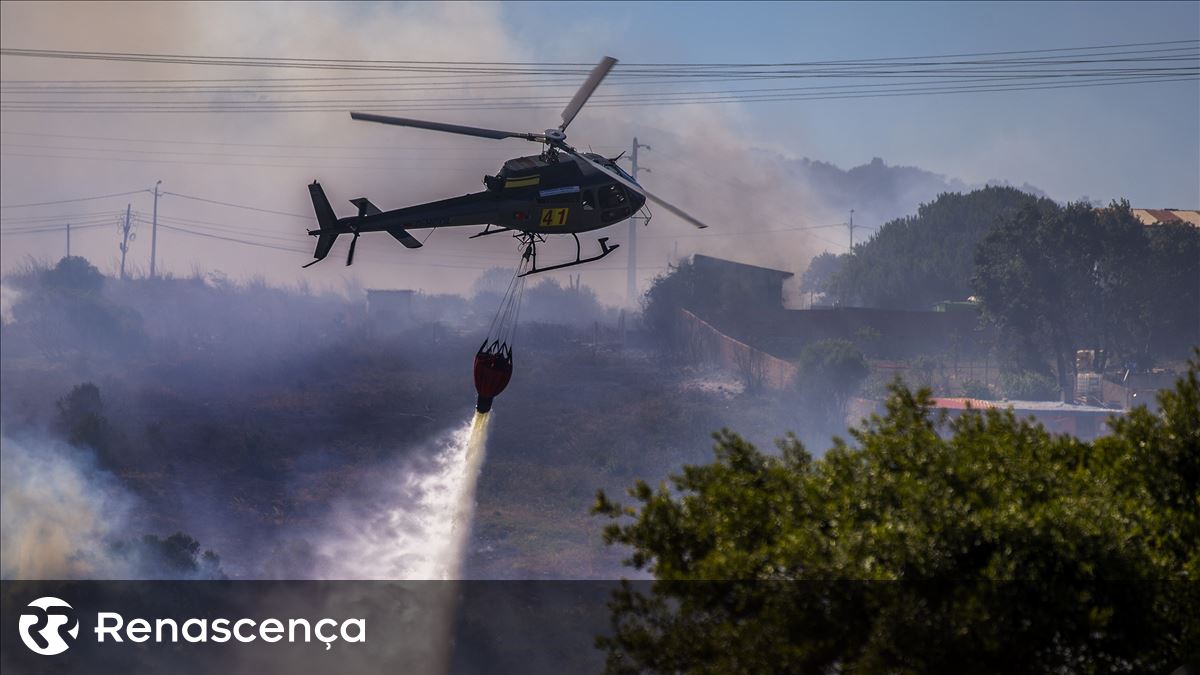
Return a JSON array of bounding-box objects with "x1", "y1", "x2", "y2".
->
[{"x1": 679, "y1": 308, "x2": 798, "y2": 391}]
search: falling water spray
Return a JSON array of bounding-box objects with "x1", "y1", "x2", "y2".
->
[
  {"x1": 297, "y1": 411, "x2": 493, "y2": 674},
  {"x1": 442, "y1": 411, "x2": 491, "y2": 578},
  {"x1": 316, "y1": 411, "x2": 492, "y2": 581}
]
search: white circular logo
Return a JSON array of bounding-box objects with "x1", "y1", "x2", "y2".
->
[{"x1": 18, "y1": 596, "x2": 79, "y2": 656}]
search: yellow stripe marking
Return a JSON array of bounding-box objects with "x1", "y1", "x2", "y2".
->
[{"x1": 505, "y1": 176, "x2": 540, "y2": 188}]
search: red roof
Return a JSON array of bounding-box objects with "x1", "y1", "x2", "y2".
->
[
  {"x1": 931, "y1": 397, "x2": 995, "y2": 410},
  {"x1": 931, "y1": 398, "x2": 1118, "y2": 414}
]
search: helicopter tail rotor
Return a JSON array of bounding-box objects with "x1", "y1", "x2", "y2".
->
[{"x1": 345, "y1": 231, "x2": 360, "y2": 266}]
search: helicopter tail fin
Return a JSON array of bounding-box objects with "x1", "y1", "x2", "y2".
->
[
  {"x1": 309, "y1": 181, "x2": 338, "y2": 230},
  {"x1": 303, "y1": 181, "x2": 341, "y2": 268}
]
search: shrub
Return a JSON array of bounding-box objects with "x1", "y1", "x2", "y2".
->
[{"x1": 1001, "y1": 370, "x2": 1059, "y2": 401}]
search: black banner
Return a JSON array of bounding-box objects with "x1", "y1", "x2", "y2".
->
[{"x1": 2, "y1": 581, "x2": 1196, "y2": 674}]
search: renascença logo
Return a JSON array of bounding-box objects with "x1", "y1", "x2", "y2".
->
[
  {"x1": 18, "y1": 596, "x2": 80, "y2": 656},
  {"x1": 15, "y1": 597, "x2": 366, "y2": 655}
]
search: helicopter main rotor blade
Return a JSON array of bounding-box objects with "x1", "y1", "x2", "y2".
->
[
  {"x1": 559, "y1": 56, "x2": 617, "y2": 133},
  {"x1": 350, "y1": 112, "x2": 544, "y2": 142},
  {"x1": 567, "y1": 149, "x2": 710, "y2": 229}
]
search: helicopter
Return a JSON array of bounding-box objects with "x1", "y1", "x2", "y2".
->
[{"x1": 303, "y1": 56, "x2": 709, "y2": 276}]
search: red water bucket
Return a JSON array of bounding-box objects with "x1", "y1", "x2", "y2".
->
[{"x1": 473, "y1": 341, "x2": 513, "y2": 413}]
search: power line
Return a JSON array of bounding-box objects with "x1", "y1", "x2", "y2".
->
[
  {"x1": 807, "y1": 231, "x2": 851, "y2": 250},
  {"x1": 0, "y1": 40, "x2": 1192, "y2": 115},
  {"x1": 0, "y1": 150, "x2": 487, "y2": 173},
  {"x1": 0, "y1": 208, "x2": 125, "y2": 225},
  {"x1": 1, "y1": 206, "x2": 670, "y2": 274},
  {"x1": 1, "y1": 39, "x2": 1194, "y2": 71},
  {"x1": 150, "y1": 218, "x2": 673, "y2": 273},
  {"x1": 643, "y1": 221, "x2": 849, "y2": 240},
  {"x1": 143, "y1": 213, "x2": 304, "y2": 239},
  {"x1": 0, "y1": 140, "x2": 512, "y2": 163},
  {"x1": 4, "y1": 74, "x2": 1191, "y2": 113},
  {"x1": 158, "y1": 191, "x2": 311, "y2": 219},
  {"x1": 5, "y1": 59, "x2": 1194, "y2": 95},
  {"x1": 1, "y1": 209, "x2": 125, "y2": 224},
  {"x1": 7, "y1": 70, "x2": 1191, "y2": 106},
  {"x1": 144, "y1": 213, "x2": 552, "y2": 265},
  {"x1": 155, "y1": 222, "x2": 310, "y2": 255},
  {"x1": 0, "y1": 221, "x2": 113, "y2": 236},
  {"x1": 153, "y1": 222, "x2": 514, "y2": 271},
  {"x1": 0, "y1": 189, "x2": 148, "y2": 209},
  {"x1": 0, "y1": 129, "x2": 609, "y2": 152}
]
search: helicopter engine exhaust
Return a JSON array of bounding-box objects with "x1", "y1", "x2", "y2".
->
[{"x1": 473, "y1": 340, "x2": 513, "y2": 413}]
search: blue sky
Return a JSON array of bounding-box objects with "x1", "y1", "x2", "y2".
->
[{"x1": 505, "y1": 1, "x2": 1200, "y2": 207}]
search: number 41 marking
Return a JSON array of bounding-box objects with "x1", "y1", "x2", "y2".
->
[{"x1": 540, "y1": 208, "x2": 569, "y2": 226}]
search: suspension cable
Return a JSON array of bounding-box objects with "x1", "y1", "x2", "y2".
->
[{"x1": 485, "y1": 245, "x2": 532, "y2": 350}]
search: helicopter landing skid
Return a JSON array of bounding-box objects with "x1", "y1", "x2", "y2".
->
[
  {"x1": 469, "y1": 224, "x2": 513, "y2": 239},
  {"x1": 517, "y1": 232, "x2": 619, "y2": 277}
]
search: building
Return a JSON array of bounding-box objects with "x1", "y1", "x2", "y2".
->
[
  {"x1": 691, "y1": 254, "x2": 794, "y2": 312},
  {"x1": 931, "y1": 397, "x2": 1123, "y2": 442},
  {"x1": 678, "y1": 255, "x2": 999, "y2": 393},
  {"x1": 1130, "y1": 208, "x2": 1200, "y2": 227},
  {"x1": 737, "y1": 305, "x2": 990, "y2": 360},
  {"x1": 687, "y1": 255, "x2": 992, "y2": 360},
  {"x1": 932, "y1": 300, "x2": 979, "y2": 313}
]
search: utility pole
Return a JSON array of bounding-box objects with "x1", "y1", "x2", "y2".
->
[
  {"x1": 119, "y1": 204, "x2": 134, "y2": 280},
  {"x1": 149, "y1": 180, "x2": 161, "y2": 278},
  {"x1": 65, "y1": 222, "x2": 70, "y2": 257},
  {"x1": 848, "y1": 209, "x2": 856, "y2": 250},
  {"x1": 625, "y1": 137, "x2": 651, "y2": 306}
]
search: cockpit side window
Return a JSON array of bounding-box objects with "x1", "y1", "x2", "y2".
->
[
  {"x1": 599, "y1": 184, "x2": 633, "y2": 222},
  {"x1": 610, "y1": 162, "x2": 637, "y2": 184}
]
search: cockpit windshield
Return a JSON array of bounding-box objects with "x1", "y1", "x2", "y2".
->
[{"x1": 608, "y1": 161, "x2": 637, "y2": 185}]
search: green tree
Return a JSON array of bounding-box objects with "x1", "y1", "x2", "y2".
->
[
  {"x1": 1000, "y1": 370, "x2": 1059, "y2": 401},
  {"x1": 13, "y1": 256, "x2": 146, "y2": 358},
  {"x1": 792, "y1": 339, "x2": 868, "y2": 431},
  {"x1": 56, "y1": 382, "x2": 123, "y2": 467},
  {"x1": 42, "y1": 255, "x2": 105, "y2": 293},
  {"x1": 827, "y1": 187, "x2": 1051, "y2": 309},
  {"x1": 972, "y1": 200, "x2": 1192, "y2": 400},
  {"x1": 109, "y1": 532, "x2": 226, "y2": 579},
  {"x1": 641, "y1": 258, "x2": 701, "y2": 356},
  {"x1": 1091, "y1": 357, "x2": 1200, "y2": 578},
  {"x1": 593, "y1": 358, "x2": 1200, "y2": 673},
  {"x1": 1140, "y1": 222, "x2": 1200, "y2": 363},
  {"x1": 798, "y1": 251, "x2": 845, "y2": 306}
]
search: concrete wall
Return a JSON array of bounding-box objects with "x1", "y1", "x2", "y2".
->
[{"x1": 728, "y1": 306, "x2": 993, "y2": 360}]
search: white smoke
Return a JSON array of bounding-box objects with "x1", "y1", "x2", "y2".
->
[
  {"x1": 0, "y1": 432, "x2": 136, "y2": 579},
  {"x1": 311, "y1": 412, "x2": 491, "y2": 580},
  {"x1": 0, "y1": 284, "x2": 19, "y2": 324}
]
